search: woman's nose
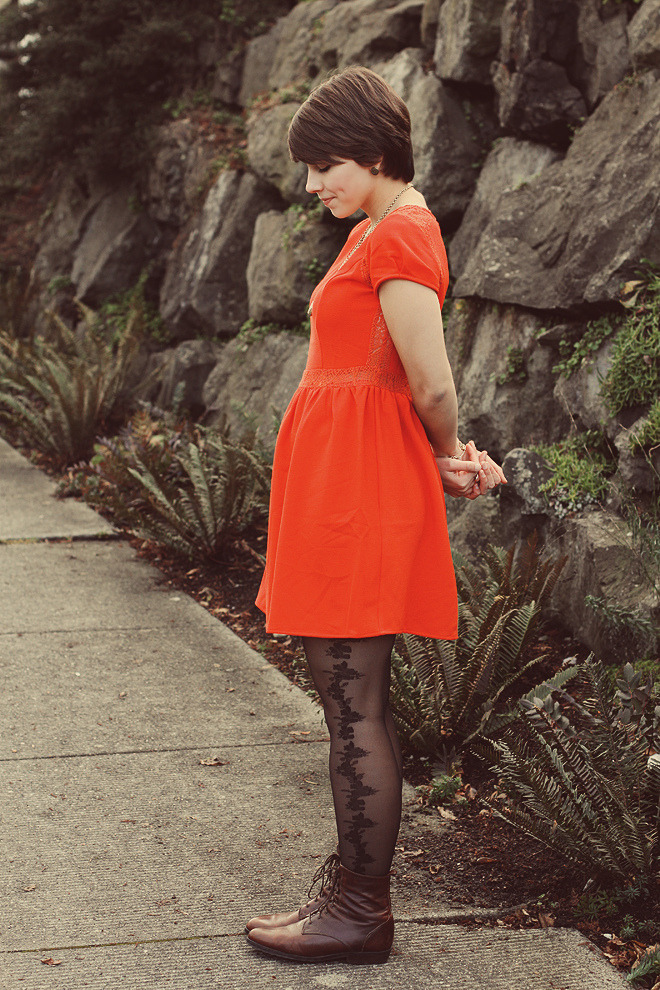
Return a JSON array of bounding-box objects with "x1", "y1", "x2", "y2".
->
[{"x1": 306, "y1": 168, "x2": 322, "y2": 194}]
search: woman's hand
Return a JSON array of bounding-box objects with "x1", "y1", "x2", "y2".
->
[{"x1": 436, "y1": 441, "x2": 507, "y2": 500}]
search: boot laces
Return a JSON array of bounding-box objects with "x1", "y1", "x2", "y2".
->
[
  {"x1": 305, "y1": 851, "x2": 341, "y2": 921},
  {"x1": 307, "y1": 851, "x2": 340, "y2": 900}
]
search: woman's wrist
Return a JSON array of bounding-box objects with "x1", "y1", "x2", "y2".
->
[{"x1": 434, "y1": 438, "x2": 466, "y2": 458}]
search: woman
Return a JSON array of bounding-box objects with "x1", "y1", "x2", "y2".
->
[{"x1": 245, "y1": 66, "x2": 506, "y2": 964}]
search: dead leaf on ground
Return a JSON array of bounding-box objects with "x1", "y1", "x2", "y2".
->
[
  {"x1": 438, "y1": 808, "x2": 457, "y2": 821},
  {"x1": 41, "y1": 958, "x2": 62, "y2": 966},
  {"x1": 538, "y1": 912, "x2": 555, "y2": 928},
  {"x1": 199, "y1": 757, "x2": 229, "y2": 766},
  {"x1": 23, "y1": 885, "x2": 37, "y2": 891}
]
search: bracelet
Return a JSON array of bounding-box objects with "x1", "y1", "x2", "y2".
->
[{"x1": 434, "y1": 439, "x2": 466, "y2": 458}]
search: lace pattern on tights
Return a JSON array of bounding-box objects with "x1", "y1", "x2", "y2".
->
[{"x1": 325, "y1": 641, "x2": 377, "y2": 873}]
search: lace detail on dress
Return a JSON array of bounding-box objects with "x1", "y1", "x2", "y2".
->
[
  {"x1": 301, "y1": 206, "x2": 442, "y2": 397},
  {"x1": 299, "y1": 365, "x2": 411, "y2": 394},
  {"x1": 300, "y1": 309, "x2": 411, "y2": 395}
]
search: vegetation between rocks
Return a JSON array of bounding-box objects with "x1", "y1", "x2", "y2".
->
[{"x1": 534, "y1": 430, "x2": 615, "y2": 517}]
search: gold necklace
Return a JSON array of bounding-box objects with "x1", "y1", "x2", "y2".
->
[{"x1": 341, "y1": 182, "x2": 414, "y2": 265}]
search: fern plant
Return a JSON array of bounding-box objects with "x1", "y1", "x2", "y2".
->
[
  {"x1": 90, "y1": 411, "x2": 270, "y2": 562},
  {"x1": 390, "y1": 539, "x2": 567, "y2": 763},
  {"x1": 628, "y1": 943, "x2": 660, "y2": 985},
  {"x1": 478, "y1": 659, "x2": 660, "y2": 887},
  {"x1": 0, "y1": 300, "x2": 150, "y2": 467}
]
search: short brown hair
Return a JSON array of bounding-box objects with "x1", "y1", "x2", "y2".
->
[{"x1": 288, "y1": 66, "x2": 414, "y2": 182}]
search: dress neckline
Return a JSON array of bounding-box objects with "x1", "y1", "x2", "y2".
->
[
  {"x1": 340, "y1": 203, "x2": 433, "y2": 258},
  {"x1": 309, "y1": 204, "x2": 435, "y2": 314}
]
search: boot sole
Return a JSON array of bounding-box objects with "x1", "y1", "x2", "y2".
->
[{"x1": 245, "y1": 934, "x2": 390, "y2": 965}]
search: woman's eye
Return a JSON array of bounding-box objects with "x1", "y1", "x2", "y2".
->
[{"x1": 318, "y1": 165, "x2": 331, "y2": 173}]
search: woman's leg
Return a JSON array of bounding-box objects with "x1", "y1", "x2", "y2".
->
[{"x1": 301, "y1": 635, "x2": 402, "y2": 876}]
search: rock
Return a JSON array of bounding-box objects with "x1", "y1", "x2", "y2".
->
[
  {"x1": 552, "y1": 509, "x2": 658, "y2": 661},
  {"x1": 492, "y1": 57, "x2": 587, "y2": 144},
  {"x1": 500, "y1": 448, "x2": 659, "y2": 660},
  {"x1": 493, "y1": 0, "x2": 589, "y2": 142},
  {"x1": 145, "y1": 119, "x2": 219, "y2": 228},
  {"x1": 492, "y1": 0, "x2": 628, "y2": 130},
  {"x1": 498, "y1": 0, "x2": 578, "y2": 68},
  {"x1": 445, "y1": 299, "x2": 571, "y2": 456},
  {"x1": 71, "y1": 187, "x2": 162, "y2": 307},
  {"x1": 246, "y1": 209, "x2": 343, "y2": 325},
  {"x1": 246, "y1": 103, "x2": 308, "y2": 204},
  {"x1": 32, "y1": 176, "x2": 104, "y2": 291},
  {"x1": 316, "y1": 0, "x2": 423, "y2": 75},
  {"x1": 614, "y1": 418, "x2": 658, "y2": 495},
  {"x1": 434, "y1": 0, "x2": 507, "y2": 86},
  {"x1": 553, "y1": 340, "x2": 615, "y2": 434},
  {"x1": 629, "y1": 0, "x2": 660, "y2": 72},
  {"x1": 239, "y1": 0, "x2": 340, "y2": 105},
  {"x1": 445, "y1": 492, "x2": 504, "y2": 563},
  {"x1": 240, "y1": 0, "x2": 422, "y2": 104},
  {"x1": 159, "y1": 171, "x2": 281, "y2": 339},
  {"x1": 421, "y1": 0, "x2": 445, "y2": 49},
  {"x1": 211, "y1": 47, "x2": 245, "y2": 105},
  {"x1": 239, "y1": 18, "x2": 285, "y2": 107},
  {"x1": 155, "y1": 339, "x2": 224, "y2": 414},
  {"x1": 452, "y1": 72, "x2": 660, "y2": 309},
  {"x1": 575, "y1": 0, "x2": 629, "y2": 111},
  {"x1": 450, "y1": 137, "x2": 562, "y2": 278},
  {"x1": 202, "y1": 331, "x2": 309, "y2": 448},
  {"x1": 379, "y1": 49, "x2": 485, "y2": 230},
  {"x1": 493, "y1": 0, "x2": 629, "y2": 120},
  {"x1": 499, "y1": 446, "x2": 555, "y2": 546}
]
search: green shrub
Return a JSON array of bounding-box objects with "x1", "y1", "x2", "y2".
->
[
  {"x1": 0, "y1": 303, "x2": 148, "y2": 467},
  {"x1": 552, "y1": 315, "x2": 618, "y2": 379},
  {"x1": 97, "y1": 271, "x2": 169, "y2": 345},
  {"x1": 631, "y1": 398, "x2": 660, "y2": 456},
  {"x1": 0, "y1": 0, "x2": 294, "y2": 178},
  {"x1": 551, "y1": 270, "x2": 659, "y2": 419},
  {"x1": 390, "y1": 540, "x2": 568, "y2": 765},
  {"x1": 89, "y1": 411, "x2": 270, "y2": 562},
  {"x1": 534, "y1": 430, "x2": 615, "y2": 517},
  {"x1": 628, "y1": 944, "x2": 660, "y2": 985},
  {"x1": 492, "y1": 345, "x2": 527, "y2": 385},
  {"x1": 478, "y1": 659, "x2": 660, "y2": 887},
  {"x1": 601, "y1": 270, "x2": 660, "y2": 415},
  {"x1": 416, "y1": 773, "x2": 463, "y2": 807}
]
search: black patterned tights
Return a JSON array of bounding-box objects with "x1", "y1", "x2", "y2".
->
[{"x1": 301, "y1": 636, "x2": 403, "y2": 876}]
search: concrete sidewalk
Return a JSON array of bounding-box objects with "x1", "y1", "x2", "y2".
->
[{"x1": 0, "y1": 437, "x2": 626, "y2": 989}]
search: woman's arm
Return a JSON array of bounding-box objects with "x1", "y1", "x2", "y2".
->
[
  {"x1": 379, "y1": 278, "x2": 507, "y2": 496},
  {"x1": 378, "y1": 278, "x2": 461, "y2": 456}
]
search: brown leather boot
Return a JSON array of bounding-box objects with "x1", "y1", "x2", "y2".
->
[
  {"x1": 244, "y1": 851, "x2": 340, "y2": 933},
  {"x1": 246, "y1": 864, "x2": 393, "y2": 964}
]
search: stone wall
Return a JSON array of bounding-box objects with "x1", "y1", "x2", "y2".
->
[{"x1": 26, "y1": 0, "x2": 660, "y2": 658}]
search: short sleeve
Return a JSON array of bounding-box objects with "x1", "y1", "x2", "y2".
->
[{"x1": 367, "y1": 208, "x2": 448, "y2": 302}]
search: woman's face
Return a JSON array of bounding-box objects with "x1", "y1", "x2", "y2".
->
[{"x1": 305, "y1": 159, "x2": 376, "y2": 218}]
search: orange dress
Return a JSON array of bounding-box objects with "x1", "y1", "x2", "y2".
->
[{"x1": 256, "y1": 204, "x2": 458, "y2": 639}]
